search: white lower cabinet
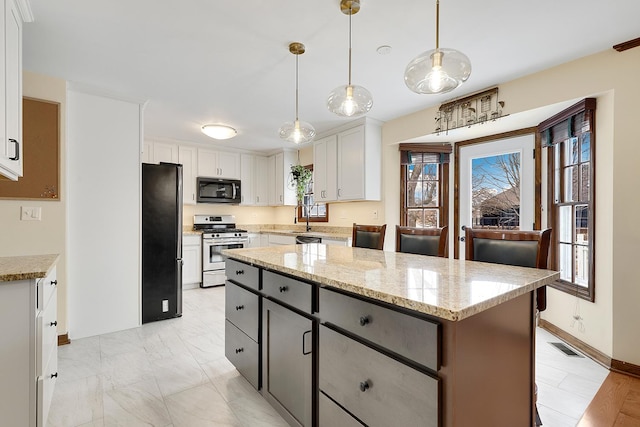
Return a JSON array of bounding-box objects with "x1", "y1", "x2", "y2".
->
[
  {"x1": 267, "y1": 234, "x2": 296, "y2": 246},
  {"x1": 0, "y1": 263, "x2": 58, "y2": 427},
  {"x1": 182, "y1": 234, "x2": 202, "y2": 287}
]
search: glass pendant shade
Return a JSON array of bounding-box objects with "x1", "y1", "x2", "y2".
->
[
  {"x1": 404, "y1": 48, "x2": 471, "y2": 94},
  {"x1": 327, "y1": 84, "x2": 373, "y2": 117},
  {"x1": 279, "y1": 119, "x2": 316, "y2": 144}
]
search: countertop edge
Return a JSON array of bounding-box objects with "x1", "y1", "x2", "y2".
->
[
  {"x1": 224, "y1": 252, "x2": 559, "y2": 322},
  {"x1": 0, "y1": 254, "x2": 60, "y2": 282}
]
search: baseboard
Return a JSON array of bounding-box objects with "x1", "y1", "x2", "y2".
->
[
  {"x1": 611, "y1": 359, "x2": 640, "y2": 379},
  {"x1": 58, "y1": 333, "x2": 70, "y2": 346},
  {"x1": 538, "y1": 319, "x2": 611, "y2": 368}
]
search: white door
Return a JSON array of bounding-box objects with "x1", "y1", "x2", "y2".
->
[{"x1": 458, "y1": 133, "x2": 535, "y2": 259}]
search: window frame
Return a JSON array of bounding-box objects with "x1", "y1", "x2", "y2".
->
[
  {"x1": 540, "y1": 98, "x2": 596, "y2": 302},
  {"x1": 399, "y1": 144, "x2": 450, "y2": 229}
]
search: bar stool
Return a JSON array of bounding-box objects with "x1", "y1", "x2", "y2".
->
[
  {"x1": 352, "y1": 223, "x2": 387, "y2": 250},
  {"x1": 395, "y1": 226, "x2": 448, "y2": 257}
]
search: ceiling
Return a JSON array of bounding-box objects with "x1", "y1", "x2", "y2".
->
[{"x1": 22, "y1": 0, "x2": 640, "y2": 153}]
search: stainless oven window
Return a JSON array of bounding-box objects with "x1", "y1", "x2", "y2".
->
[{"x1": 203, "y1": 241, "x2": 246, "y2": 271}]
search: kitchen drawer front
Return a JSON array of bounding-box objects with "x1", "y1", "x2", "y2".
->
[
  {"x1": 37, "y1": 345, "x2": 59, "y2": 427},
  {"x1": 225, "y1": 281, "x2": 259, "y2": 342},
  {"x1": 38, "y1": 289, "x2": 58, "y2": 378},
  {"x1": 319, "y1": 391, "x2": 364, "y2": 427},
  {"x1": 225, "y1": 320, "x2": 259, "y2": 390},
  {"x1": 319, "y1": 325, "x2": 439, "y2": 427},
  {"x1": 225, "y1": 259, "x2": 260, "y2": 290},
  {"x1": 37, "y1": 266, "x2": 57, "y2": 312},
  {"x1": 263, "y1": 270, "x2": 312, "y2": 314},
  {"x1": 319, "y1": 288, "x2": 440, "y2": 370}
]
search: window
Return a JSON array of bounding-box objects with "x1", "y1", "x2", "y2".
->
[
  {"x1": 540, "y1": 98, "x2": 596, "y2": 301},
  {"x1": 296, "y1": 164, "x2": 329, "y2": 223},
  {"x1": 399, "y1": 144, "x2": 451, "y2": 228}
]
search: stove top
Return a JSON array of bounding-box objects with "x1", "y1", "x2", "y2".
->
[{"x1": 194, "y1": 214, "x2": 247, "y2": 237}]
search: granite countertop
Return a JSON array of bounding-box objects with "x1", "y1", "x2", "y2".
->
[
  {"x1": 0, "y1": 254, "x2": 59, "y2": 282},
  {"x1": 223, "y1": 245, "x2": 559, "y2": 322}
]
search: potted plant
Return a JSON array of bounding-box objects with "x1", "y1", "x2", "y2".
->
[{"x1": 290, "y1": 164, "x2": 312, "y2": 206}]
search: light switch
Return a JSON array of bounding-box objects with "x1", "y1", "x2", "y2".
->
[{"x1": 21, "y1": 206, "x2": 42, "y2": 221}]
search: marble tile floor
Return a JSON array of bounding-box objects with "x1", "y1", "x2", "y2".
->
[{"x1": 49, "y1": 286, "x2": 608, "y2": 427}]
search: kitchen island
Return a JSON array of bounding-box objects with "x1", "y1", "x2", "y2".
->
[{"x1": 223, "y1": 244, "x2": 559, "y2": 427}]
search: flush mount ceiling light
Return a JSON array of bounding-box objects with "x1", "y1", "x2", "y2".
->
[
  {"x1": 201, "y1": 124, "x2": 237, "y2": 140},
  {"x1": 404, "y1": 0, "x2": 471, "y2": 95},
  {"x1": 279, "y1": 42, "x2": 316, "y2": 144},
  {"x1": 327, "y1": 0, "x2": 373, "y2": 118}
]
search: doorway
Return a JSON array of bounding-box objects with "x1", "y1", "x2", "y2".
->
[{"x1": 455, "y1": 130, "x2": 539, "y2": 259}]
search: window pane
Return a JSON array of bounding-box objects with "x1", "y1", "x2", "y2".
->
[
  {"x1": 575, "y1": 245, "x2": 589, "y2": 287},
  {"x1": 559, "y1": 243, "x2": 572, "y2": 281},
  {"x1": 581, "y1": 133, "x2": 591, "y2": 163},
  {"x1": 564, "y1": 166, "x2": 578, "y2": 202},
  {"x1": 576, "y1": 205, "x2": 589, "y2": 245},
  {"x1": 422, "y1": 163, "x2": 438, "y2": 178},
  {"x1": 580, "y1": 163, "x2": 590, "y2": 202},
  {"x1": 407, "y1": 181, "x2": 420, "y2": 207},
  {"x1": 423, "y1": 210, "x2": 438, "y2": 228},
  {"x1": 565, "y1": 137, "x2": 579, "y2": 165},
  {"x1": 559, "y1": 206, "x2": 572, "y2": 243},
  {"x1": 406, "y1": 209, "x2": 422, "y2": 227},
  {"x1": 472, "y1": 153, "x2": 521, "y2": 230},
  {"x1": 422, "y1": 182, "x2": 439, "y2": 207}
]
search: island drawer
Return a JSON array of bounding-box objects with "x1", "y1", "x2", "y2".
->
[
  {"x1": 319, "y1": 288, "x2": 440, "y2": 370},
  {"x1": 226, "y1": 259, "x2": 260, "y2": 290},
  {"x1": 225, "y1": 320, "x2": 259, "y2": 390},
  {"x1": 225, "y1": 281, "x2": 259, "y2": 342},
  {"x1": 319, "y1": 391, "x2": 364, "y2": 427},
  {"x1": 263, "y1": 270, "x2": 312, "y2": 314},
  {"x1": 319, "y1": 326, "x2": 439, "y2": 427}
]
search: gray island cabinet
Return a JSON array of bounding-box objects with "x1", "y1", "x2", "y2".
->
[{"x1": 223, "y1": 245, "x2": 559, "y2": 427}]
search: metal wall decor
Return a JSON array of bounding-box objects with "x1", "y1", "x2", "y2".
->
[{"x1": 434, "y1": 87, "x2": 506, "y2": 134}]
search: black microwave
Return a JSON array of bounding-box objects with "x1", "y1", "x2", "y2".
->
[{"x1": 196, "y1": 177, "x2": 242, "y2": 204}]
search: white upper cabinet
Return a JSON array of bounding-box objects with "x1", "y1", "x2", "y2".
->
[
  {"x1": 313, "y1": 135, "x2": 338, "y2": 202},
  {"x1": 254, "y1": 155, "x2": 269, "y2": 206},
  {"x1": 153, "y1": 142, "x2": 179, "y2": 163},
  {"x1": 179, "y1": 146, "x2": 197, "y2": 205},
  {"x1": 269, "y1": 151, "x2": 297, "y2": 206},
  {"x1": 197, "y1": 148, "x2": 240, "y2": 179},
  {"x1": 0, "y1": 0, "x2": 27, "y2": 180},
  {"x1": 240, "y1": 153, "x2": 255, "y2": 205},
  {"x1": 313, "y1": 120, "x2": 381, "y2": 202}
]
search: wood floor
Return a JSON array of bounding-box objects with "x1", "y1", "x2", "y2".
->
[{"x1": 577, "y1": 372, "x2": 640, "y2": 426}]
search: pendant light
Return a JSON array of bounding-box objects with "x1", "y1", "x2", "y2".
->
[
  {"x1": 327, "y1": 0, "x2": 373, "y2": 118},
  {"x1": 404, "y1": 0, "x2": 471, "y2": 94},
  {"x1": 279, "y1": 42, "x2": 316, "y2": 144}
]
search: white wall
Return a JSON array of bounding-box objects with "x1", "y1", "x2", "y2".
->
[
  {"x1": 0, "y1": 71, "x2": 68, "y2": 334},
  {"x1": 383, "y1": 47, "x2": 640, "y2": 365},
  {"x1": 67, "y1": 86, "x2": 143, "y2": 339}
]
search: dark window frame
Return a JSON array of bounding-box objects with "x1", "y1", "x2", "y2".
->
[
  {"x1": 539, "y1": 98, "x2": 596, "y2": 302},
  {"x1": 399, "y1": 144, "x2": 450, "y2": 229}
]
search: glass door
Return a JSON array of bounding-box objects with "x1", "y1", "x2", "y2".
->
[{"x1": 458, "y1": 134, "x2": 535, "y2": 259}]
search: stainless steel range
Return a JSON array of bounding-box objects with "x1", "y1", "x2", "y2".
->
[{"x1": 193, "y1": 215, "x2": 248, "y2": 288}]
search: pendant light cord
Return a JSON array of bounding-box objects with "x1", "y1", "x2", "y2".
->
[
  {"x1": 295, "y1": 52, "x2": 299, "y2": 121},
  {"x1": 435, "y1": 0, "x2": 440, "y2": 50},
  {"x1": 348, "y1": 4, "x2": 352, "y2": 86}
]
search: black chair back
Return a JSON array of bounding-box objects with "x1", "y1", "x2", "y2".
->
[
  {"x1": 396, "y1": 226, "x2": 448, "y2": 257},
  {"x1": 352, "y1": 223, "x2": 386, "y2": 250}
]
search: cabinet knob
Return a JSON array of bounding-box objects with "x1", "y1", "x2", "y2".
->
[
  {"x1": 50, "y1": 321, "x2": 58, "y2": 327},
  {"x1": 235, "y1": 270, "x2": 245, "y2": 275},
  {"x1": 51, "y1": 280, "x2": 58, "y2": 286},
  {"x1": 235, "y1": 348, "x2": 244, "y2": 354},
  {"x1": 279, "y1": 286, "x2": 288, "y2": 293},
  {"x1": 51, "y1": 372, "x2": 58, "y2": 379},
  {"x1": 235, "y1": 305, "x2": 244, "y2": 311},
  {"x1": 359, "y1": 381, "x2": 370, "y2": 392},
  {"x1": 359, "y1": 316, "x2": 370, "y2": 326}
]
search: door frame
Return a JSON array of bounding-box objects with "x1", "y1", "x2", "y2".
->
[{"x1": 453, "y1": 127, "x2": 542, "y2": 258}]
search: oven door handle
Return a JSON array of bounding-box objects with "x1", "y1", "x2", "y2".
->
[{"x1": 203, "y1": 239, "x2": 247, "y2": 246}]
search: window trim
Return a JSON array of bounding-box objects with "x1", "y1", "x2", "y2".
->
[{"x1": 540, "y1": 98, "x2": 596, "y2": 302}]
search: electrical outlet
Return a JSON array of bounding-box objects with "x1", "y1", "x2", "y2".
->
[
  {"x1": 21, "y1": 206, "x2": 42, "y2": 221},
  {"x1": 372, "y1": 210, "x2": 378, "y2": 219},
  {"x1": 162, "y1": 300, "x2": 169, "y2": 312}
]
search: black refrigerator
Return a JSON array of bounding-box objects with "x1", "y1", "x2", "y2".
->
[{"x1": 142, "y1": 162, "x2": 183, "y2": 323}]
